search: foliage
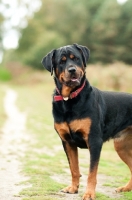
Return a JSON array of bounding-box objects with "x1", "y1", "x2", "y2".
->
[
  {"x1": 0, "y1": 66, "x2": 12, "y2": 81},
  {"x1": 116, "y1": 0, "x2": 132, "y2": 64},
  {"x1": 3, "y1": 0, "x2": 132, "y2": 69}
]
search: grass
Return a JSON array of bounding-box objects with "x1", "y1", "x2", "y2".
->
[
  {"x1": 87, "y1": 62, "x2": 132, "y2": 92},
  {"x1": 96, "y1": 193, "x2": 113, "y2": 200},
  {"x1": 0, "y1": 66, "x2": 12, "y2": 82},
  {"x1": 1, "y1": 63, "x2": 132, "y2": 199},
  {"x1": 0, "y1": 84, "x2": 6, "y2": 128}
]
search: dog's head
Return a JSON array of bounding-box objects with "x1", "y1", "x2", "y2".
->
[{"x1": 42, "y1": 44, "x2": 90, "y2": 97}]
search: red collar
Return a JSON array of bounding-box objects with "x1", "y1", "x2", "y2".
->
[{"x1": 54, "y1": 80, "x2": 86, "y2": 102}]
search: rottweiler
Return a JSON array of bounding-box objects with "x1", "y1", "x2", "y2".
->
[{"x1": 42, "y1": 43, "x2": 132, "y2": 200}]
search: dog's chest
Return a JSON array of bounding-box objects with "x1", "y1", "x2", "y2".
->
[{"x1": 54, "y1": 118, "x2": 92, "y2": 148}]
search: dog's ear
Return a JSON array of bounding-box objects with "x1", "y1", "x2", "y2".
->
[
  {"x1": 73, "y1": 43, "x2": 90, "y2": 67},
  {"x1": 41, "y1": 49, "x2": 56, "y2": 76}
]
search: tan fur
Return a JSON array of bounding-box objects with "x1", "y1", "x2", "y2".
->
[
  {"x1": 70, "y1": 54, "x2": 75, "y2": 59},
  {"x1": 69, "y1": 118, "x2": 92, "y2": 145},
  {"x1": 114, "y1": 126, "x2": 132, "y2": 192},
  {"x1": 83, "y1": 164, "x2": 98, "y2": 200}
]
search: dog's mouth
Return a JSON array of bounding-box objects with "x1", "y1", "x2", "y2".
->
[
  {"x1": 59, "y1": 69, "x2": 84, "y2": 97},
  {"x1": 62, "y1": 74, "x2": 81, "y2": 87},
  {"x1": 59, "y1": 67, "x2": 84, "y2": 88},
  {"x1": 70, "y1": 76, "x2": 80, "y2": 83},
  {"x1": 70, "y1": 73, "x2": 79, "y2": 81}
]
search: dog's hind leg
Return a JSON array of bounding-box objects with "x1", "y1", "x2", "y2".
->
[{"x1": 114, "y1": 126, "x2": 132, "y2": 192}]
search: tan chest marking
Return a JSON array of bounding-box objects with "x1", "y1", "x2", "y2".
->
[
  {"x1": 54, "y1": 118, "x2": 92, "y2": 142},
  {"x1": 54, "y1": 122, "x2": 70, "y2": 141},
  {"x1": 62, "y1": 84, "x2": 72, "y2": 98},
  {"x1": 69, "y1": 118, "x2": 92, "y2": 140}
]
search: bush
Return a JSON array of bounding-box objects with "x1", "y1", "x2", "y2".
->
[
  {"x1": 22, "y1": 31, "x2": 66, "y2": 69},
  {"x1": 0, "y1": 67, "x2": 12, "y2": 81}
]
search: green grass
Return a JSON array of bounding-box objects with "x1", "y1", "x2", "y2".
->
[
  {"x1": 0, "y1": 67, "x2": 12, "y2": 82},
  {"x1": 96, "y1": 193, "x2": 113, "y2": 200},
  {"x1": 4, "y1": 67, "x2": 132, "y2": 200}
]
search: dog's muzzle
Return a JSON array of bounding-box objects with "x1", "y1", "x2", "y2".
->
[
  {"x1": 67, "y1": 65, "x2": 80, "y2": 84},
  {"x1": 68, "y1": 66, "x2": 76, "y2": 74}
]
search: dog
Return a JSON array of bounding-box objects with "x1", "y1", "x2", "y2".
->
[{"x1": 42, "y1": 43, "x2": 132, "y2": 200}]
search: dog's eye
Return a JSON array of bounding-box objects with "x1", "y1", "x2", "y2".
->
[
  {"x1": 73, "y1": 57, "x2": 79, "y2": 61},
  {"x1": 60, "y1": 60, "x2": 66, "y2": 65}
]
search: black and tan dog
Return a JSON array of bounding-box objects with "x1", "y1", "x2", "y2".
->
[{"x1": 42, "y1": 44, "x2": 132, "y2": 200}]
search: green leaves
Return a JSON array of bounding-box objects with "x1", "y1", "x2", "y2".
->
[{"x1": 11, "y1": 0, "x2": 132, "y2": 68}]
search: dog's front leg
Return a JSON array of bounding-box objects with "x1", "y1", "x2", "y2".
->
[
  {"x1": 61, "y1": 141, "x2": 80, "y2": 194},
  {"x1": 83, "y1": 137, "x2": 103, "y2": 200}
]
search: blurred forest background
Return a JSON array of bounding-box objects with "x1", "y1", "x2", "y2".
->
[
  {"x1": 0, "y1": 1, "x2": 132, "y2": 199},
  {"x1": 0, "y1": 0, "x2": 132, "y2": 71}
]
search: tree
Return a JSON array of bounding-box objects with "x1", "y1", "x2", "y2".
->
[
  {"x1": 0, "y1": 0, "x2": 41, "y2": 64},
  {"x1": 15, "y1": 0, "x2": 89, "y2": 69},
  {"x1": 0, "y1": 0, "x2": 6, "y2": 59},
  {"x1": 4, "y1": 0, "x2": 132, "y2": 68},
  {"x1": 116, "y1": 0, "x2": 132, "y2": 63},
  {"x1": 90, "y1": 0, "x2": 121, "y2": 62}
]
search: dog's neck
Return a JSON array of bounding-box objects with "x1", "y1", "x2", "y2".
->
[{"x1": 53, "y1": 75, "x2": 89, "y2": 101}]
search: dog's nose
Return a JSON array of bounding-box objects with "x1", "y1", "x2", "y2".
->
[{"x1": 68, "y1": 66, "x2": 76, "y2": 73}]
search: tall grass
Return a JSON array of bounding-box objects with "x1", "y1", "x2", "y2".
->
[
  {"x1": 87, "y1": 62, "x2": 132, "y2": 93},
  {"x1": 7, "y1": 62, "x2": 132, "y2": 93}
]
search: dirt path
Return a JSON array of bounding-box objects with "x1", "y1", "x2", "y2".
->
[{"x1": 0, "y1": 89, "x2": 29, "y2": 200}]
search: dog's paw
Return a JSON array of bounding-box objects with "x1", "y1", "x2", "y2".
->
[
  {"x1": 116, "y1": 185, "x2": 132, "y2": 193},
  {"x1": 82, "y1": 191, "x2": 95, "y2": 200},
  {"x1": 61, "y1": 185, "x2": 78, "y2": 194}
]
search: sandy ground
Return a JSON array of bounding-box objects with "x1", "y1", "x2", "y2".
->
[{"x1": 0, "y1": 89, "x2": 29, "y2": 200}]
